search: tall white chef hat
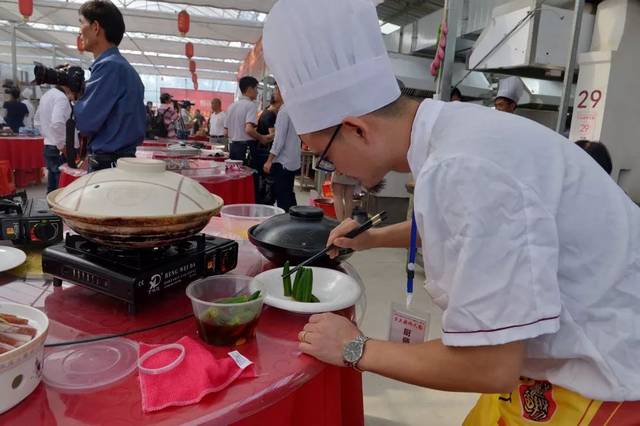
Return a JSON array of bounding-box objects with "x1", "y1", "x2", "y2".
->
[
  {"x1": 263, "y1": 0, "x2": 400, "y2": 134},
  {"x1": 496, "y1": 76, "x2": 524, "y2": 104}
]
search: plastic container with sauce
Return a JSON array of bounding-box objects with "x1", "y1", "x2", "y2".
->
[{"x1": 186, "y1": 275, "x2": 264, "y2": 346}]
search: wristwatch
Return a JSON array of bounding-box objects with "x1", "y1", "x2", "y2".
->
[{"x1": 343, "y1": 335, "x2": 370, "y2": 371}]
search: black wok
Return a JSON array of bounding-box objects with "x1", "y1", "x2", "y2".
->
[{"x1": 247, "y1": 206, "x2": 353, "y2": 267}]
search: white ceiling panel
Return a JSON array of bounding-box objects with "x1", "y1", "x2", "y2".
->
[
  {"x1": 155, "y1": 0, "x2": 276, "y2": 13},
  {"x1": 15, "y1": 27, "x2": 250, "y2": 61},
  {"x1": 0, "y1": 0, "x2": 263, "y2": 43}
]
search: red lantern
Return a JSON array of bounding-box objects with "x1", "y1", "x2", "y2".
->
[
  {"x1": 191, "y1": 72, "x2": 197, "y2": 84},
  {"x1": 185, "y1": 42, "x2": 194, "y2": 59},
  {"x1": 18, "y1": 0, "x2": 33, "y2": 21},
  {"x1": 177, "y1": 10, "x2": 190, "y2": 36},
  {"x1": 188, "y1": 59, "x2": 196, "y2": 73},
  {"x1": 194, "y1": 81, "x2": 199, "y2": 91},
  {"x1": 76, "y1": 35, "x2": 84, "y2": 52}
]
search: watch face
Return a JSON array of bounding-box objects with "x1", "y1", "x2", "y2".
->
[{"x1": 344, "y1": 341, "x2": 362, "y2": 364}]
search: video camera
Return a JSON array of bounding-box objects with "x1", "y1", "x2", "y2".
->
[{"x1": 33, "y1": 63, "x2": 85, "y2": 94}]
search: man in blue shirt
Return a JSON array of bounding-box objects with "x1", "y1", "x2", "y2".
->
[{"x1": 70, "y1": 0, "x2": 145, "y2": 171}]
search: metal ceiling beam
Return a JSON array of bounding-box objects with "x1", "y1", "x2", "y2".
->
[
  {"x1": 377, "y1": 0, "x2": 444, "y2": 25},
  {"x1": 147, "y1": 0, "x2": 275, "y2": 14}
]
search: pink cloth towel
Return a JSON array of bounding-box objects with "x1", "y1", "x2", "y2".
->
[{"x1": 138, "y1": 336, "x2": 256, "y2": 413}]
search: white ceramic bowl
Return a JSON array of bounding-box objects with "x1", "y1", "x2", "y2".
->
[
  {"x1": 249, "y1": 267, "x2": 362, "y2": 314},
  {"x1": 0, "y1": 302, "x2": 49, "y2": 414}
]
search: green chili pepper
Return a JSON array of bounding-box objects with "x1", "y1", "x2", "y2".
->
[
  {"x1": 292, "y1": 268, "x2": 304, "y2": 301},
  {"x1": 247, "y1": 290, "x2": 261, "y2": 301},
  {"x1": 301, "y1": 268, "x2": 313, "y2": 303},
  {"x1": 215, "y1": 295, "x2": 248, "y2": 304},
  {"x1": 215, "y1": 290, "x2": 261, "y2": 304},
  {"x1": 297, "y1": 269, "x2": 307, "y2": 302},
  {"x1": 282, "y1": 261, "x2": 292, "y2": 297}
]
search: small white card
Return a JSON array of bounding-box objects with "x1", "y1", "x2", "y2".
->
[
  {"x1": 388, "y1": 302, "x2": 430, "y2": 344},
  {"x1": 227, "y1": 350, "x2": 253, "y2": 370}
]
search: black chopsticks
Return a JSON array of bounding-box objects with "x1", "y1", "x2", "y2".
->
[{"x1": 281, "y1": 211, "x2": 387, "y2": 279}]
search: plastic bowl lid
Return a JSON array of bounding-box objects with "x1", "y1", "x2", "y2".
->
[{"x1": 43, "y1": 338, "x2": 139, "y2": 393}]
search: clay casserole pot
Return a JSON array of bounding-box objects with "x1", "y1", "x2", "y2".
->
[{"x1": 47, "y1": 158, "x2": 223, "y2": 248}]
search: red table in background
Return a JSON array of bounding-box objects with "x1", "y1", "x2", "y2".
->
[
  {"x1": 0, "y1": 219, "x2": 365, "y2": 425},
  {"x1": 0, "y1": 136, "x2": 44, "y2": 187},
  {"x1": 195, "y1": 171, "x2": 255, "y2": 204}
]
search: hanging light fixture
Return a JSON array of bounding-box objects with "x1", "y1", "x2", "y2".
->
[
  {"x1": 188, "y1": 59, "x2": 196, "y2": 73},
  {"x1": 177, "y1": 10, "x2": 190, "y2": 36},
  {"x1": 185, "y1": 42, "x2": 194, "y2": 59},
  {"x1": 18, "y1": 0, "x2": 33, "y2": 21}
]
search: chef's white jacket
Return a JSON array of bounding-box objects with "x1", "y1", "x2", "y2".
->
[{"x1": 409, "y1": 100, "x2": 640, "y2": 401}]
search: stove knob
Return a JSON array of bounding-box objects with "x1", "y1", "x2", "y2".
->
[{"x1": 33, "y1": 223, "x2": 56, "y2": 241}]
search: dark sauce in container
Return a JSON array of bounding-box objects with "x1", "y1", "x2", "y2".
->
[{"x1": 196, "y1": 315, "x2": 261, "y2": 346}]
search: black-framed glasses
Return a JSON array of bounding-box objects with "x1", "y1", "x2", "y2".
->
[{"x1": 314, "y1": 124, "x2": 342, "y2": 173}]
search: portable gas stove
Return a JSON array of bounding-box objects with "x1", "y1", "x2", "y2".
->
[
  {"x1": 42, "y1": 233, "x2": 238, "y2": 313},
  {"x1": 0, "y1": 191, "x2": 63, "y2": 246}
]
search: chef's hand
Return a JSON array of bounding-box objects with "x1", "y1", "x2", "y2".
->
[
  {"x1": 298, "y1": 313, "x2": 361, "y2": 366},
  {"x1": 263, "y1": 160, "x2": 272, "y2": 174},
  {"x1": 326, "y1": 218, "x2": 376, "y2": 258}
]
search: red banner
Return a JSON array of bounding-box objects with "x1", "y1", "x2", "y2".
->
[{"x1": 237, "y1": 37, "x2": 265, "y2": 80}]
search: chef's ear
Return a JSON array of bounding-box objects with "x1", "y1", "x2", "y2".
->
[{"x1": 341, "y1": 116, "x2": 370, "y2": 142}]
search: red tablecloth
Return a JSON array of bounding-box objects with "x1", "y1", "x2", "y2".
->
[
  {"x1": 198, "y1": 173, "x2": 255, "y2": 204},
  {"x1": 57, "y1": 167, "x2": 254, "y2": 205},
  {"x1": 0, "y1": 219, "x2": 364, "y2": 425},
  {"x1": 0, "y1": 137, "x2": 45, "y2": 187},
  {"x1": 58, "y1": 170, "x2": 79, "y2": 188}
]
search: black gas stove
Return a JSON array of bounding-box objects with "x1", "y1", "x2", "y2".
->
[
  {"x1": 42, "y1": 233, "x2": 238, "y2": 313},
  {"x1": 1, "y1": 191, "x2": 63, "y2": 246}
]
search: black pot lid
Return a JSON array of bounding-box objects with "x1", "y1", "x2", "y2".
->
[{"x1": 250, "y1": 206, "x2": 339, "y2": 252}]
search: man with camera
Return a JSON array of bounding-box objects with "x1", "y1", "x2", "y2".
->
[{"x1": 65, "y1": 0, "x2": 145, "y2": 171}]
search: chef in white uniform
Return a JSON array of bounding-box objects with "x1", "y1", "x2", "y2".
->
[
  {"x1": 495, "y1": 76, "x2": 524, "y2": 113},
  {"x1": 263, "y1": 0, "x2": 640, "y2": 423}
]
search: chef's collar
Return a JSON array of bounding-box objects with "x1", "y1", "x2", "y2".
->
[{"x1": 407, "y1": 100, "x2": 445, "y2": 179}]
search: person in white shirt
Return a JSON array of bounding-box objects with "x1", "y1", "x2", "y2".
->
[
  {"x1": 263, "y1": 104, "x2": 300, "y2": 211},
  {"x1": 263, "y1": 0, "x2": 640, "y2": 423},
  {"x1": 34, "y1": 86, "x2": 72, "y2": 193},
  {"x1": 21, "y1": 87, "x2": 35, "y2": 129},
  {"x1": 224, "y1": 76, "x2": 271, "y2": 164},
  {"x1": 208, "y1": 98, "x2": 227, "y2": 148}
]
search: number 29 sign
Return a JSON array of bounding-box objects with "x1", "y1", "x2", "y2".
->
[
  {"x1": 574, "y1": 88, "x2": 604, "y2": 140},
  {"x1": 576, "y1": 89, "x2": 602, "y2": 109}
]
